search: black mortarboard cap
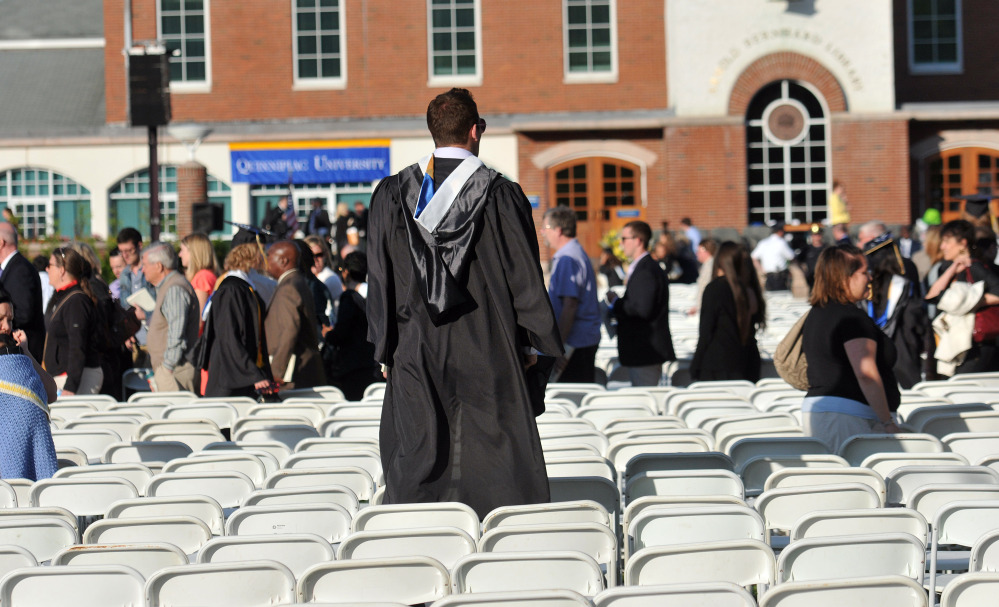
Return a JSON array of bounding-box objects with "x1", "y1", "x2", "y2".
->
[{"x1": 956, "y1": 193, "x2": 998, "y2": 219}]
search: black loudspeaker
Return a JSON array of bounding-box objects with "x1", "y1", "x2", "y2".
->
[
  {"x1": 192, "y1": 203, "x2": 224, "y2": 233},
  {"x1": 129, "y1": 53, "x2": 171, "y2": 127}
]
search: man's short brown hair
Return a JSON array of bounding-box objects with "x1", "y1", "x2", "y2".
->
[
  {"x1": 427, "y1": 88, "x2": 479, "y2": 147},
  {"x1": 623, "y1": 220, "x2": 652, "y2": 250}
]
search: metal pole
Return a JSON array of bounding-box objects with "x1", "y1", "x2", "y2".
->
[{"x1": 149, "y1": 125, "x2": 161, "y2": 242}]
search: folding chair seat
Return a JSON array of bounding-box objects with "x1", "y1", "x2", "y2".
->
[
  {"x1": 764, "y1": 467, "x2": 887, "y2": 505},
  {"x1": 146, "y1": 471, "x2": 256, "y2": 509},
  {"x1": 0, "y1": 480, "x2": 15, "y2": 508},
  {"x1": 861, "y1": 452, "x2": 970, "y2": 477},
  {"x1": 352, "y1": 502, "x2": 480, "y2": 539},
  {"x1": 162, "y1": 402, "x2": 239, "y2": 429},
  {"x1": 728, "y1": 437, "x2": 831, "y2": 473},
  {"x1": 478, "y1": 523, "x2": 617, "y2": 587},
  {"x1": 540, "y1": 431, "x2": 609, "y2": 456},
  {"x1": 0, "y1": 564, "x2": 145, "y2": 607},
  {"x1": 29, "y1": 477, "x2": 138, "y2": 516},
  {"x1": 294, "y1": 436, "x2": 380, "y2": 454},
  {"x1": 338, "y1": 527, "x2": 477, "y2": 569},
  {"x1": 0, "y1": 518, "x2": 77, "y2": 562},
  {"x1": 63, "y1": 416, "x2": 142, "y2": 442},
  {"x1": 687, "y1": 380, "x2": 756, "y2": 396},
  {"x1": 575, "y1": 404, "x2": 655, "y2": 432},
  {"x1": 198, "y1": 534, "x2": 335, "y2": 579},
  {"x1": 84, "y1": 515, "x2": 212, "y2": 555},
  {"x1": 628, "y1": 505, "x2": 765, "y2": 559},
  {"x1": 146, "y1": 560, "x2": 297, "y2": 607},
  {"x1": 609, "y1": 437, "x2": 712, "y2": 472},
  {"x1": 718, "y1": 427, "x2": 806, "y2": 454},
  {"x1": 106, "y1": 495, "x2": 225, "y2": 535},
  {"x1": 278, "y1": 385, "x2": 347, "y2": 401},
  {"x1": 51, "y1": 542, "x2": 187, "y2": 578},
  {"x1": 47, "y1": 402, "x2": 98, "y2": 422},
  {"x1": 434, "y1": 589, "x2": 592, "y2": 606},
  {"x1": 625, "y1": 470, "x2": 744, "y2": 504},
  {"x1": 143, "y1": 429, "x2": 227, "y2": 451},
  {"x1": 927, "y1": 500, "x2": 999, "y2": 596},
  {"x1": 128, "y1": 389, "x2": 197, "y2": 404},
  {"x1": 903, "y1": 404, "x2": 994, "y2": 431},
  {"x1": 52, "y1": 463, "x2": 154, "y2": 496},
  {"x1": 777, "y1": 532, "x2": 925, "y2": 584},
  {"x1": 363, "y1": 382, "x2": 387, "y2": 400},
  {"x1": 759, "y1": 575, "x2": 928, "y2": 607},
  {"x1": 162, "y1": 453, "x2": 269, "y2": 487},
  {"x1": 243, "y1": 485, "x2": 360, "y2": 515},
  {"x1": 944, "y1": 433, "x2": 999, "y2": 464},
  {"x1": 283, "y1": 450, "x2": 383, "y2": 485},
  {"x1": 624, "y1": 539, "x2": 776, "y2": 589},
  {"x1": 838, "y1": 433, "x2": 945, "y2": 466},
  {"x1": 234, "y1": 423, "x2": 320, "y2": 449},
  {"x1": 940, "y1": 572, "x2": 999, "y2": 607},
  {"x1": 204, "y1": 439, "x2": 292, "y2": 462},
  {"x1": 791, "y1": 508, "x2": 928, "y2": 546},
  {"x1": 0, "y1": 546, "x2": 37, "y2": 581},
  {"x1": 51, "y1": 429, "x2": 121, "y2": 463},
  {"x1": 226, "y1": 503, "x2": 352, "y2": 543},
  {"x1": 593, "y1": 582, "x2": 756, "y2": 607},
  {"x1": 546, "y1": 456, "x2": 617, "y2": 483},
  {"x1": 537, "y1": 419, "x2": 599, "y2": 437},
  {"x1": 754, "y1": 483, "x2": 881, "y2": 547},
  {"x1": 885, "y1": 465, "x2": 999, "y2": 506},
  {"x1": 451, "y1": 551, "x2": 604, "y2": 596},
  {"x1": 297, "y1": 556, "x2": 449, "y2": 604},
  {"x1": 740, "y1": 455, "x2": 851, "y2": 497},
  {"x1": 101, "y1": 440, "x2": 193, "y2": 466},
  {"x1": 324, "y1": 419, "x2": 380, "y2": 440},
  {"x1": 264, "y1": 466, "x2": 375, "y2": 501},
  {"x1": 482, "y1": 501, "x2": 611, "y2": 533},
  {"x1": 548, "y1": 476, "x2": 621, "y2": 523}
]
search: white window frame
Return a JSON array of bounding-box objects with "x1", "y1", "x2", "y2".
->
[
  {"x1": 426, "y1": 0, "x2": 483, "y2": 87},
  {"x1": 157, "y1": 0, "x2": 213, "y2": 93},
  {"x1": 292, "y1": 0, "x2": 348, "y2": 90},
  {"x1": 908, "y1": 0, "x2": 963, "y2": 75},
  {"x1": 562, "y1": 0, "x2": 618, "y2": 84}
]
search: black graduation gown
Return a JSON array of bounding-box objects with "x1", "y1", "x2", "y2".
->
[
  {"x1": 199, "y1": 275, "x2": 272, "y2": 398},
  {"x1": 367, "y1": 156, "x2": 563, "y2": 519},
  {"x1": 690, "y1": 277, "x2": 761, "y2": 382}
]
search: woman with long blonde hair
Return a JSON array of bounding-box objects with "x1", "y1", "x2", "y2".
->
[{"x1": 179, "y1": 232, "x2": 221, "y2": 315}]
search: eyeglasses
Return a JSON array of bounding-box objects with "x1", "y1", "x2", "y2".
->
[
  {"x1": 620, "y1": 235, "x2": 638, "y2": 241},
  {"x1": 477, "y1": 118, "x2": 487, "y2": 134}
]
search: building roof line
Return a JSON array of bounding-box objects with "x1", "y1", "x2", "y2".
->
[{"x1": 0, "y1": 38, "x2": 105, "y2": 50}]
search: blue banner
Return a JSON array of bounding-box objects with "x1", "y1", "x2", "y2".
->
[{"x1": 230, "y1": 141, "x2": 390, "y2": 185}]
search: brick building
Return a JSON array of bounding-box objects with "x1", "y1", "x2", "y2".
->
[{"x1": 0, "y1": 0, "x2": 997, "y2": 256}]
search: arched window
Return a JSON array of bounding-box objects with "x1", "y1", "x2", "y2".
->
[
  {"x1": 108, "y1": 166, "x2": 232, "y2": 239},
  {"x1": 746, "y1": 80, "x2": 830, "y2": 225},
  {"x1": 0, "y1": 168, "x2": 90, "y2": 239},
  {"x1": 926, "y1": 147, "x2": 999, "y2": 222},
  {"x1": 547, "y1": 157, "x2": 642, "y2": 256}
]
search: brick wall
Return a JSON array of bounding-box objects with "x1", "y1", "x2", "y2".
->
[
  {"x1": 729, "y1": 52, "x2": 847, "y2": 115},
  {"x1": 830, "y1": 117, "x2": 911, "y2": 225},
  {"x1": 662, "y1": 123, "x2": 747, "y2": 230}
]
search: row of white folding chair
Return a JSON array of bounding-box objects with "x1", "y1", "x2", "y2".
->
[
  {"x1": 837, "y1": 433, "x2": 946, "y2": 466},
  {"x1": 883, "y1": 465, "x2": 999, "y2": 506},
  {"x1": 928, "y1": 500, "x2": 999, "y2": 596},
  {"x1": 100, "y1": 437, "x2": 381, "y2": 469}
]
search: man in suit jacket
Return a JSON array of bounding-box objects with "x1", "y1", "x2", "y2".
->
[
  {"x1": 608, "y1": 220, "x2": 675, "y2": 386},
  {"x1": 264, "y1": 240, "x2": 326, "y2": 390},
  {"x1": 0, "y1": 222, "x2": 45, "y2": 359}
]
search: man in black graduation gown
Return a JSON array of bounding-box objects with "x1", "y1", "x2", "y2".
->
[{"x1": 367, "y1": 88, "x2": 563, "y2": 519}]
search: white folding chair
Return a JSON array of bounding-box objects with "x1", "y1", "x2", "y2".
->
[
  {"x1": 325, "y1": 419, "x2": 381, "y2": 440},
  {"x1": 242, "y1": 485, "x2": 360, "y2": 515},
  {"x1": 908, "y1": 484, "x2": 999, "y2": 530},
  {"x1": 106, "y1": 495, "x2": 225, "y2": 536},
  {"x1": 451, "y1": 551, "x2": 604, "y2": 596},
  {"x1": 283, "y1": 450, "x2": 383, "y2": 485},
  {"x1": 434, "y1": 589, "x2": 591, "y2": 606},
  {"x1": 338, "y1": 527, "x2": 476, "y2": 570},
  {"x1": 593, "y1": 582, "x2": 756, "y2": 607},
  {"x1": 83, "y1": 515, "x2": 213, "y2": 555},
  {"x1": 101, "y1": 440, "x2": 193, "y2": 465},
  {"x1": 51, "y1": 429, "x2": 121, "y2": 463},
  {"x1": 294, "y1": 436, "x2": 380, "y2": 454},
  {"x1": 143, "y1": 429, "x2": 227, "y2": 451},
  {"x1": 921, "y1": 412, "x2": 999, "y2": 438},
  {"x1": 548, "y1": 476, "x2": 621, "y2": 523},
  {"x1": 325, "y1": 402, "x2": 384, "y2": 419},
  {"x1": 861, "y1": 452, "x2": 970, "y2": 478},
  {"x1": 51, "y1": 542, "x2": 187, "y2": 578},
  {"x1": 885, "y1": 465, "x2": 999, "y2": 506},
  {"x1": 764, "y1": 467, "x2": 886, "y2": 505},
  {"x1": 729, "y1": 437, "x2": 831, "y2": 473},
  {"x1": 146, "y1": 471, "x2": 256, "y2": 509},
  {"x1": 161, "y1": 402, "x2": 240, "y2": 429},
  {"x1": 575, "y1": 404, "x2": 655, "y2": 431},
  {"x1": 0, "y1": 518, "x2": 76, "y2": 563},
  {"x1": 205, "y1": 440, "x2": 293, "y2": 462},
  {"x1": 52, "y1": 463, "x2": 153, "y2": 496},
  {"x1": 225, "y1": 503, "x2": 352, "y2": 543},
  {"x1": 64, "y1": 416, "x2": 142, "y2": 442},
  {"x1": 665, "y1": 392, "x2": 748, "y2": 416},
  {"x1": 249, "y1": 403, "x2": 326, "y2": 426},
  {"x1": 970, "y1": 529, "x2": 999, "y2": 573},
  {"x1": 759, "y1": 575, "x2": 928, "y2": 607},
  {"x1": 162, "y1": 453, "x2": 268, "y2": 487},
  {"x1": 279, "y1": 386, "x2": 346, "y2": 401},
  {"x1": 0, "y1": 507, "x2": 78, "y2": 536},
  {"x1": 838, "y1": 433, "x2": 945, "y2": 466},
  {"x1": 944, "y1": 433, "x2": 999, "y2": 464},
  {"x1": 482, "y1": 501, "x2": 611, "y2": 533},
  {"x1": 625, "y1": 539, "x2": 776, "y2": 589},
  {"x1": 352, "y1": 502, "x2": 480, "y2": 539},
  {"x1": 541, "y1": 431, "x2": 610, "y2": 456},
  {"x1": 537, "y1": 419, "x2": 600, "y2": 437},
  {"x1": 940, "y1": 572, "x2": 999, "y2": 607},
  {"x1": 478, "y1": 523, "x2": 617, "y2": 587},
  {"x1": 145, "y1": 560, "x2": 297, "y2": 606},
  {"x1": 0, "y1": 480, "x2": 16, "y2": 508},
  {"x1": 297, "y1": 556, "x2": 449, "y2": 604},
  {"x1": 791, "y1": 508, "x2": 928, "y2": 546},
  {"x1": 903, "y1": 404, "x2": 994, "y2": 431},
  {"x1": 608, "y1": 434, "x2": 713, "y2": 470},
  {"x1": 107, "y1": 401, "x2": 167, "y2": 420},
  {"x1": 718, "y1": 427, "x2": 806, "y2": 454},
  {"x1": 0, "y1": 564, "x2": 145, "y2": 607},
  {"x1": 628, "y1": 505, "x2": 765, "y2": 559},
  {"x1": 29, "y1": 477, "x2": 138, "y2": 516},
  {"x1": 264, "y1": 466, "x2": 375, "y2": 501},
  {"x1": 128, "y1": 390, "x2": 197, "y2": 404},
  {"x1": 138, "y1": 418, "x2": 222, "y2": 440},
  {"x1": 0, "y1": 546, "x2": 36, "y2": 581},
  {"x1": 546, "y1": 456, "x2": 617, "y2": 484},
  {"x1": 625, "y1": 470, "x2": 744, "y2": 504},
  {"x1": 362, "y1": 383, "x2": 386, "y2": 400},
  {"x1": 234, "y1": 423, "x2": 320, "y2": 449},
  {"x1": 928, "y1": 500, "x2": 999, "y2": 596},
  {"x1": 624, "y1": 452, "x2": 735, "y2": 480},
  {"x1": 198, "y1": 534, "x2": 335, "y2": 580},
  {"x1": 47, "y1": 402, "x2": 98, "y2": 422},
  {"x1": 740, "y1": 455, "x2": 851, "y2": 497},
  {"x1": 754, "y1": 483, "x2": 881, "y2": 546},
  {"x1": 777, "y1": 532, "x2": 925, "y2": 584},
  {"x1": 688, "y1": 380, "x2": 756, "y2": 396}
]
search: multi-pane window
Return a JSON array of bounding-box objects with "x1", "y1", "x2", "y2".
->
[
  {"x1": 109, "y1": 166, "x2": 232, "y2": 238},
  {"x1": 294, "y1": 0, "x2": 345, "y2": 84},
  {"x1": 909, "y1": 0, "x2": 962, "y2": 73},
  {"x1": 564, "y1": 0, "x2": 616, "y2": 80},
  {"x1": 428, "y1": 0, "x2": 481, "y2": 83},
  {"x1": 0, "y1": 168, "x2": 91, "y2": 239},
  {"x1": 160, "y1": 0, "x2": 209, "y2": 84},
  {"x1": 927, "y1": 148, "x2": 999, "y2": 222},
  {"x1": 746, "y1": 80, "x2": 830, "y2": 225}
]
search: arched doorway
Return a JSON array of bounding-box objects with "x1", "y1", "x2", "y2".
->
[
  {"x1": 0, "y1": 167, "x2": 90, "y2": 239},
  {"x1": 926, "y1": 147, "x2": 999, "y2": 223},
  {"x1": 547, "y1": 157, "x2": 643, "y2": 256},
  {"x1": 745, "y1": 80, "x2": 831, "y2": 225},
  {"x1": 109, "y1": 166, "x2": 232, "y2": 239}
]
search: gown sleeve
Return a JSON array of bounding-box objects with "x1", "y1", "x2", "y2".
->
[{"x1": 366, "y1": 177, "x2": 400, "y2": 366}]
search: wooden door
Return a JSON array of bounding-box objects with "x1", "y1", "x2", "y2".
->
[{"x1": 930, "y1": 148, "x2": 999, "y2": 223}]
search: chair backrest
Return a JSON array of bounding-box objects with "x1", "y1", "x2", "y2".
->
[
  {"x1": 682, "y1": 406, "x2": 761, "y2": 430},
  {"x1": 0, "y1": 518, "x2": 77, "y2": 562},
  {"x1": 548, "y1": 476, "x2": 621, "y2": 520},
  {"x1": 64, "y1": 416, "x2": 142, "y2": 442},
  {"x1": 83, "y1": 515, "x2": 213, "y2": 555},
  {"x1": 579, "y1": 391, "x2": 657, "y2": 412},
  {"x1": 665, "y1": 392, "x2": 748, "y2": 416},
  {"x1": 754, "y1": 483, "x2": 881, "y2": 541},
  {"x1": 0, "y1": 507, "x2": 78, "y2": 537},
  {"x1": 904, "y1": 403, "x2": 994, "y2": 431},
  {"x1": 234, "y1": 423, "x2": 320, "y2": 449},
  {"x1": 759, "y1": 575, "x2": 929, "y2": 607},
  {"x1": 102, "y1": 440, "x2": 193, "y2": 465},
  {"x1": 352, "y1": 502, "x2": 480, "y2": 539},
  {"x1": 29, "y1": 477, "x2": 138, "y2": 516},
  {"x1": 970, "y1": 529, "x2": 999, "y2": 573},
  {"x1": 325, "y1": 419, "x2": 380, "y2": 440},
  {"x1": 52, "y1": 463, "x2": 154, "y2": 496},
  {"x1": 0, "y1": 564, "x2": 145, "y2": 607},
  {"x1": 143, "y1": 429, "x2": 227, "y2": 451},
  {"x1": 128, "y1": 389, "x2": 197, "y2": 404},
  {"x1": 482, "y1": 500, "x2": 610, "y2": 534},
  {"x1": 593, "y1": 581, "x2": 756, "y2": 607},
  {"x1": 51, "y1": 542, "x2": 187, "y2": 578},
  {"x1": 278, "y1": 385, "x2": 346, "y2": 401},
  {"x1": 106, "y1": 495, "x2": 225, "y2": 535},
  {"x1": 609, "y1": 437, "x2": 712, "y2": 472},
  {"x1": 688, "y1": 380, "x2": 756, "y2": 395},
  {"x1": 624, "y1": 539, "x2": 776, "y2": 588},
  {"x1": 263, "y1": 466, "x2": 375, "y2": 501},
  {"x1": 861, "y1": 452, "x2": 970, "y2": 477},
  {"x1": 242, "y1": 485, "x2": 359, "y2": 515},
  {"x1": 51, "y1": 429, "x2": 121, "y2": 462},
  {"x1": 363, "y1": 382, "x2": 387, "y2": 399},
  {"x1": 162, "y1": 453, "x2": 268, "y2": 487},
  {"x1": 48, "y1": 402, "x2": 98, "y2": 421},
  {"x1": 297, "y1": 556, "x2": 449, "y2": 604},
  {"x1": 909, "y1": 484, "x2": 999, "y2": 524},
  {"x1": 777, "y1": 532, "x2": 925, "y2": 584},
  {"x1": 921, "y1": 411, "x2": 999, "y2": 438},
  {"x1": 943, "y1": 433, "x2": 999, "y2": 465},
  {"x1": 249, "y1": 403, "x2": 326, "y2": 425},
  {"x1": 325, "y1": 403, "x2": 384, "y2": 419},
  {"x1": 886, "y1": 465, "x2": 999, "y2": 506},
  {"x1": 625, "y1": 470, "x2": 745, "y2": 504},
  {"x1": 162, "y1": 402, "x2": 240, "y2": 429},
  {"x1": 739, "y1": 455, "x2": 851, "y2": 497},
  {"x1": 338, "y1": 527, "x2": 477, "y2": 570},
  {"x1": 540, "y1": 431, "x2": 610, "y2": 456},
  {"x1": 629, "y1": 505, "x2": 765, "y2": 558},
  {"x1": 765, "y1": 467, "x2": 886, "y2": 505},
  {"x1": 478, "y1": 523, "x2": 617, "y2": 587},
  {"x1": 451, "y1": 551, "x2": 604, "y2": 597},
  {"x1": 198, "y1": 533, "x2": 335, "y2": 579},
  {"x1": 190, "y1": 447, "x2": 281, "y2": 476},
  {"x1": 791, "y1": 508, "x2": 928, "y2": 546},
  {"x1": 146, "y1": 471, "x2": 256, "y2": 509},
  {"x1": 225, "y1": 503, "x2": 352, "y2": 543},
  {"x1": 729, "y1": 438, "x2": 831, "y2": 472},
  {"x1": 0, "y1": 480, "x2": 15, "y2": 508},
  {"x1": 940, "y1": 572, "x2": 999, "y2": 607},
  {"x1": 838, "y1": 433, "x2": 945, "y2": 466},
  {"x1": 933, "y1": 500, "x2": 999, "y2": 548},
  {"x1": 624, "y1": 452, "x2": 735, "y2": 481},
  {"x1": 294, "y1": 436, "x2": 380, "y2": 454},
  {"x1": 145, "y1": 560, "x2": 297, "y2": 607},
  {"x1": 138, "y1": 418, "x2": 222, "y2": 440},
  {"x1": 546, "y1": 456, "x2": 617, "y2": 483},
  {"x1": 0, "y1": 545, "x2": 36, "y2": 582},
  {"x1": 719, "y1": 427, "x2": 806, "y2": 454},
  {"x1": 283, "y1": 450, "x2": 382, "y2": 484},
  {"x1": 207, "y1": 440, "x2": 292, "y2": 462}
]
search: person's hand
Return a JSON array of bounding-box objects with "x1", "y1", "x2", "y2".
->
[
  {"x1": 953, "y1": 253, "x2": 973, "y2": 274},
  {"x1": 12, "y1": 329, "x2": 26, "y2": 346},
  {"x1": 321, "y1": 325, "x2": 333, "y2": 337},
  {"x1": 875, "y1": 419, "x2": 900, "y2": 434},
  {"x1": 523, "y1": 353, "x2": 538, "y2": 369},
  {"x1": 253, "y1": 379, "x2": 271, "y2": 390},
  {"x1": 61, "y1": 390, "x2": 75, "y2": 396},
  {"x1": 133, "y1": 307, "x2": 146, "y2": 321}
]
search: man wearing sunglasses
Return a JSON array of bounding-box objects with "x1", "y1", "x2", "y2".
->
[{"x1": 367, "y1": 88, "x2": 561, "y2": 519}]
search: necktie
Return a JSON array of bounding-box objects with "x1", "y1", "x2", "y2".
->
[{"x1": 414, "y1": 157, "x2": 436, "y2": 219}]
